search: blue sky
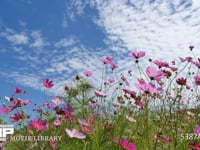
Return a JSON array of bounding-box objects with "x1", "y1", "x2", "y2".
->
[{"x1": 0, "y1": 0, "x2": 200, "y2": 109}]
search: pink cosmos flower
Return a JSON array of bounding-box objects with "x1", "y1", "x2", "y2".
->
[
  {"x1": 179, "y1": 57, "x2": 193, "y2": 63},
  {"x1": 94, "y1": 90, "x2": 107, "y2": 97},
  {"x1": 29, "y1": 119, "x2": 48, "y2": 131},
  {"x1": 43, "y1": 79, "x2": 54, "y2": 88},
  {"x1": 194, "y1": 76, "x2": 200, "y2": 86},
  {"x1": 9, "y1": 100, "x2": 23, "y2": 112},
  {"x1": 194, "y1": 125, "x2": 200, "y2": 136},
  {"x1": 13, "y1": 87, "x2": 22, "y2": 94},
  {"x1": 52, "y1": 96, "x2": 64, "y2": 106},
  {"x1": 128, "y1": 51, "x2": 145, "y2": 59},
  {"x1": 0, "y1": 106, "x2": 9, "y2": 114},
  {"x1": 83, "y1": 70, "x2": 92, "y2": 77},
  {"x1": 153, "y1": 60, "x2": 169, "y2": 68},
  {"x1": 111, "y1": 63, "x2": 118, "y2": 71},
  {"x1": 53, "y1": 119, "x2": 62, "y2": 126},
  {"x1": 49, "y1": 138, "x2": 56, "y2": 149},
  {"x1": 100, "y1": 56, "x2": 113, "y2": 64},
  {"x1": 78, "y1": 117, "x2": 96, "y2": 134},
  {"x1": 168, "y1": 66, "x2": 177, "y2": 72},
  {"x1": 176, "y1": 77, "x2": 187, "y2": 85},
  {"x1": 108, "y1": 78, "x2": 115, "y2": 83},
  {"x1": 65, "y1": 128, "x2": 86, "y2": 139},
  {"x1": 19, "y1": 99, "x2": 31, "y2": 105},
  {"x1": 135, "y1": 80, "x2": 162, "y2": 94},
  {"x1": 146, "y1": 66, "x2": 164, "y2": 82}
]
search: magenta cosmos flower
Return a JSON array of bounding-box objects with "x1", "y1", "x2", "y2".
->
[
  {"x1": 29, "y1": 119, "x2": 48, "y2": 131},
  {"x1": 128, "y1": 51, "x2": 145, "y2": 59},
  {"x1": 120, "y1": 138, "x2": 137, "y2": 150},
  {"x1": 83, "y1": 70, "x2": 92, "y2": 77},
  {"x1": 100, "y1": 56, "x2": 113, "y2": 64},
  {"x1": 113, "y1": 138, "x2": 136, "y2": 150},
  {"x1": 176, "y1": 77, "x2": 187, "y2": 85},
  {"x1": 111, "y1": 63, "x2": 118, "y2": 71},
  {"x1": 189, "y1": 45, "x2": 194, "y2": 51},
  {"x1": 49, "y1": 138, "x2": 56, "y2": 149},
  {"x1": 43, "y1": 79, "x2": 54, "y2": 88},
  {"x1": 194, "y1": 76, "x2": 200, "y2": 86},
  {"x1": 10, "y1": 112, "x2": 23, "y2": 122},
  {"x1": 94, "y1": 90, "x2": 107, "y2": 97},
  {"x1": 65, "y1": 128, "x2": 86, "y2": 139},
  {"x1": 188, "y1": 142, "x2": 200, "y2": 150},
  {"x1": 13, "y1": 87, "x2": 22, "y2": 94},
  {"x1": 122, "y1": 89, "x2": 136, "y2": 99}
]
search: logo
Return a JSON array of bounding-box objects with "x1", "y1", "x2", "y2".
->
[{"x1": 0, "y1": 125, "x2": 14, "y2": 141}]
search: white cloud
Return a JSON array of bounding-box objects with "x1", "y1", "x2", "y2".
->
[
  {"x1": 30, "y1": 31, "x2": 48, "y2": 48},
  {"x1": 0, "y1": 31, "x2": 29, "y2": 45},
  {"x1": 54, "y1": 38, "x2": 76, "y2": 48},
  {"x1": 62, "y1": 14, "x2": 68, "y2": 28},
  {"x1": 89, "y1": 0, "x2": 200, "y2": 59}
]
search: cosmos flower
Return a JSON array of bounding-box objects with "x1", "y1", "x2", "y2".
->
[
  {"x1": 194, "y1": 125, "x2": 200, "y2": 136},
  {"x1": 94, "y1": 90, "x2": 107, "y2": 97},
  {"x1": 113, "y1": 138, "x2": 136, "y2": 150},
  {"x1": 53, "y1": 119, "x2": 62, "y2": 126},
  {"x1": 29, "y1": 119, "x2": 48, "y2": 131},
  {"x1": 0, "y1": 106, "x2": 9, "y2": 114},
  {"x1": 179, "y1": 57, "x2": 193, "y2": 63},
  {"x1": 146, "y1": 66, "x2": 164, "y2": 82},
  {"x1": 13, "y1": 87, "x2": 22, "y2": 94},
  {"x1": 135, "y1": 80, "x2": 162, "y2": 94},
  {"x1": 189, "y1": 45, "x2": 194, "y2": 51},
  {"x1": 111, "y1": 63, "x2": 118, "y2": 70},
  {"x1": 128, "y1": 51, "x2": 145, "y2": 59},
  {"x1": 65, "y1": 128, "x2": 86, "y2": 139},
  {"x1": 153, "y1": 60, "x2": 169, "y2": 68},
  {"x1": 83, "y1": 70, "x2": 92, "y2": 77},
  {"x1": 19, "y1": 99, "x2": 31, "y2": 105},
  {"x1": 100, "y1": 56, "x2": 113, "y2": 64},
  {"x1": 108, "y1": 78, "x2": 115, "y2": 83},
  {"x1": 188, "y1": 142, "x2": 200, "y2": 150},
  {"x1": 52, "y1": 96, "x2": 64, "y2": 106},
  {"x1": 43, "y1": 79, "x2": 54, "y2": 88},
  {"x1": 122, "y1": 89, "x2": 136, "y2": 99},
  {"x1": 10, "y1": 112, "x2": 23, "y2": 122},
  {"x1": 176, "y1": 77, "x2": 187, "y2": 85},
  {"x1": 49, "y1": 138, "x2": 56, "y2": 149},
  {"x1": 194, "y1": 76, "x2": 200, "y2": 86},
  {"x1": 120, "y1": 138, "x2": 137, "y2": 150}
]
